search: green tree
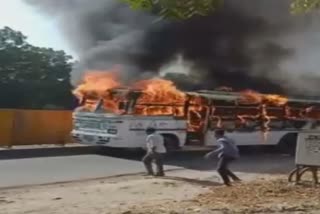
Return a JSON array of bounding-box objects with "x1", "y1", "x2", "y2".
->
[
  {"x1": 122, "y1": 0, "x2": 224, "y2": 19},
  {"x1": 122, "y1": 0, "x2": 320, "y2": 19},
  {"x1": 0, "y1": 27, "x2": 75, "y2": 109},
  {"x1": 291, "y1": 0, "x2": 320, "y2": 14}
]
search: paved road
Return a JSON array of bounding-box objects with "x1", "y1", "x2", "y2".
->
[
  {"x1": 0, "y1": 155, "x2": 158, "y2": 188},
  {"x1": 0, "y1": 147, "x2": 182, "y2": 188},
  {"x1": 0, "y1": 146, "x2": 295, "y2": 188}
]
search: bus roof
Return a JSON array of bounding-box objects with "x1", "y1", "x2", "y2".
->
[
  {"x1": 106, "y1": 88, "x2": 320, "y2": 104},
  {"x1": 187, "y1": 90, "x2": 320, "y2": 104}
]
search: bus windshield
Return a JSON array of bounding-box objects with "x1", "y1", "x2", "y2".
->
[{"x1": 81, "y1": 88, "x2": 187, "y2": 117}]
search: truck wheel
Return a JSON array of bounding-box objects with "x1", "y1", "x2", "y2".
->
[
  {"x1": 277, "y1": 133, "x2": 297, "y2": 156},
  {"x1": 162, "y1": 134, "x2": 180, "y2": 152}
]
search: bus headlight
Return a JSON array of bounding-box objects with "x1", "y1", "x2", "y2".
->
[{"x1": 74, "y1": 123, "x2": 80, "y2": 129}]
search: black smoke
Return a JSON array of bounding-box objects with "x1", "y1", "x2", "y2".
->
[
  {"x1": 136, "y1": 7, "x2": 293, "y2": 93},
  {"x1": 24, "y1": 0, "x2": 320, "y2": 95}
]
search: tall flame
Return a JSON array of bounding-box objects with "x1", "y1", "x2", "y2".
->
[
  {"x1": 73, "y1": 71, "x2": 120, "y2": 101},
  {"x1": 133, "y1": 78, "x2": 186, "y2": 104},
  {"x1": 73, "y1": 71, "x2": 186, "y2": 115},
  {"x1": 132, "y1": 78, "x2": 186, "y2": 116}
]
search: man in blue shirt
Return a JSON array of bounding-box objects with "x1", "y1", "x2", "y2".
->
[{"x1": 205, "y1": 129, "x2": 241, "y2": 186}]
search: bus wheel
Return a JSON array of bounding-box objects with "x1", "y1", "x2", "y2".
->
[
  {"x1": 162, "y1": 134, "x2": 180, "y2": 152},
  {"x1": 277, "y1": 133, "x2": 297, "y2": 156}
]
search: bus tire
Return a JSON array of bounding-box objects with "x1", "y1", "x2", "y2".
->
[
  {"x1": 277, "y1": 133, "x2": 297, "y2": 156},
  {"x1": 162, "y1": 134, "x2": 180, "y2": 152}
]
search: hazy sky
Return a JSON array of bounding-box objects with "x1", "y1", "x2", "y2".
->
[{"x1": 0, "y1": 0, "x2": 74, "y2": 56}]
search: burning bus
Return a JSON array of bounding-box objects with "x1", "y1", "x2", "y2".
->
[{"x1": 71, "y1": 72, "x2": 320, "y2": 154}]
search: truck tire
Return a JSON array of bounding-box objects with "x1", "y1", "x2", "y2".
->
[
  {"x1": 162, "y1": 134, "x2": 180, "y2": 152},
  {"x1": 277, "y1": 133, "x2": 297, "y2": 156}
]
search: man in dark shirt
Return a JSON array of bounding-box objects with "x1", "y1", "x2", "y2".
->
[{"x1": 205, "y1": 129, "x2": 241, "y2": 186}]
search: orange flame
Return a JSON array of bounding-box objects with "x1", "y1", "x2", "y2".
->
[
  {"x1": 264, "y1": 94, "x2": 288, "y2": 106},
  {"x1": 74, "y1": 71, "x2": 320, "y2": 141},
  {"x1": 132, "y1": 78, "x2": 186, "y2": 116},
  {"x1": 72, "y1": 70, "x2": 123, "y2": 112},
  {"x1": 73, "y1": 71, "x2": 120, "y2": 100},
  {"x1": 239, "y1": 90, "x2": 263, "y2": 104},
  {"x1": 239, "y1": 90, "x2": 288, "y2": 106},
  {"x1": 74, "y1": 71, "x2": 186, "y2": 115},
  {"x1": 133, "y1": 78, "x2": 185, "y2": 104}
]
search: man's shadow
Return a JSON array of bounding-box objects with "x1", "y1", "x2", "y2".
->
[{"x1": 161, "y1": 176, "x2": 220, "y2": 187}]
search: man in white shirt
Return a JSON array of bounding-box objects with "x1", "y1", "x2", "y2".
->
[{"x1": 142, "y1": 127, "x2": 166, "y2": 176}]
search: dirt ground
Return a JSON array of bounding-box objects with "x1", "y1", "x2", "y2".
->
[{"x1": 0, "y1": 167, "x2": 319, "y2": 214}]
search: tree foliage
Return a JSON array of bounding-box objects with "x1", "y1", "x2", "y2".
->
[
  {"x1": 291, "y1": 0, "x2": 320, "y2": 14},
  {"x1": 122, "y1": 0, "x2": 224, "y2": 19},
  {"x1": 0, "y1": 27, "x2": 75, "y2": 109},
  {"x1": 122, "y1": 0, "x2": 320, "y2": 19}
]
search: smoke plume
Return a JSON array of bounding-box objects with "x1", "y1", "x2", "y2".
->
[{"x1": 24, "y1": 0, "x2": 320, "y2": 96}]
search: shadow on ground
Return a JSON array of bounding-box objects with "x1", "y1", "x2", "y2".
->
[{"x1": 162, "y1": 176, "x2": 220, "y2": 187}]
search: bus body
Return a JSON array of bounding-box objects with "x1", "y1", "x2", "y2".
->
[
  {"x1": 71, "y1": 90, "x2": 320, "y2": 153},
  {"x1": 72, "y1": 113, "x2": 187, "y2": 149}
]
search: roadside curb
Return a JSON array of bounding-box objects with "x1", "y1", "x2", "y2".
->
[{"x1": 0, "y1": 145, "x2": 94, "y2": 160}]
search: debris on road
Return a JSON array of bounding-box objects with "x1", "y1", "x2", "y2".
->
[
  {"x1": 195, "y1": 179, "x2": 320, "y2": 213},
  {"x1": 129, "y1": 178, "x2": 320, "y2": 214},
  {"x1": 0, "y1": 169, "x2": 319, "y2": 214}
]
